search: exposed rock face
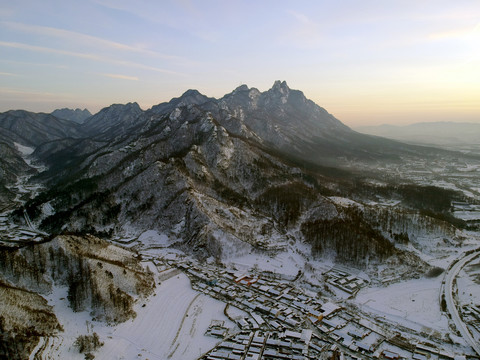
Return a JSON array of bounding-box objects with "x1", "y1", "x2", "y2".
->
[{"x1": 0, "y1": 235, "x2": 155, "y2": 359}]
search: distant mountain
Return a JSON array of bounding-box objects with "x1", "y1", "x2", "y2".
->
[
  {"x1": 0, "y1": 110, "x2": 87, "y2": 205},
  {"x1": 51, "y1": 108, "x2": 92, "y2": 124},
  {"x1": 81, "y1": 102, "x2": 143, "y2": 139},
  {"x1": 355, "y1": 122, "x2": 480, "y2": 147},
  {"x1": 0, "y1": 110, "x2": 85, "y2": 148}
]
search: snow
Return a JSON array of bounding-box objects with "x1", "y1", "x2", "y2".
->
[
  {"x1": 14, "y1": 142, "x2": 34, "y2": 156},
  {"x1": 456, "y1": 256, "x2": 480, "y2": 306},
  {"x1": 354, "y1": 276, "x2": 449, "y2": 333},
  {"x1": 454, "y1": 211, "x2": 480, "y2": 221},
  {"x1": 328, "y1": 196, "x2": 363, "y2": 209},
  {"x1": 43, "y1": 270, "x2": 233, "y2": 359},
  {"x1": 42, "y1": 286, "x2": 98, "y2": 360},
  {"x1": 96, "y1": 272, "x2": 232, "y2": 360},
  {"x1": 137, "y1": 230, "x2": 172, "y2": 248},
  {"x1": 223, "y1": 238, "x2": 318, "y2": 277}
]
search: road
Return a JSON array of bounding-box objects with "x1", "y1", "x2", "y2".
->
[{"x1": 443, "y1": 250, "x2": 480, "y2": 356}]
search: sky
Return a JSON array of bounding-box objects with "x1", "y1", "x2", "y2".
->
[{"x1": 0, "y1": 0, "x2": 479, "y2": 127}]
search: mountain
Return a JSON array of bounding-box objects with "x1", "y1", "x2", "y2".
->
[
  {"x1": 81, "y1": 102, "x2": 143, "y2": 139},
  {"x1": 14, "y1": 81, "x2": 455, "y2": 267},
  {"x1": 51, "y1": 108, "x2": 92, "y2": 124},
  {"x1": 0, "y1": 110, "x2": 87, "y2": 207},
  {"x1": 0, "y1": 142, "x2": 34, "y2": 208},
  {"x1": 355, "y1": 121, "x2": 480, "y2": 147},
  {"x1": 0, "y1": 110, "x2": 85, "y2": 148}
]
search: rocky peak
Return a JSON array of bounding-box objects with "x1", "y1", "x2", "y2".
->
[
  {"x1": 177, "y1": 89, "x2": 210, "y2": 105},
  {"x1": 264, "y1": 80, "x2": 294, "y2": 105},
  {"x1": 271, "y1": 80, "x2": 290, "y2": 94},
  {"x1": 233, "y1": 84, "x2": 249, "y2": 93}
]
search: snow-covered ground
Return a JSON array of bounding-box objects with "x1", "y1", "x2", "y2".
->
[
  {"x1": 457, "y1": 256, "x2": 480, "y2": 306},
  {"x1": 97, "y1": 272, "x2": 232, "y2": 360},
  {"x1": 222, "y1": 239, "x2": 333, "y2": 278},
  {"x1": 137, "y1": 229, "x2": 175, "y2": 248},
  {"x1": 43, "y1": 268, "x2": 234, "y2": 359},
  {"x1": 354, "y1": 276, "x2": 450, "y2": 334},
  {"x1": 14, "y1": 142, "x2": 34, "y2": 157}
]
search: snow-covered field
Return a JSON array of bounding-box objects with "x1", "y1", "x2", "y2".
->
[
  {"x1": 355, "y1": 276, "x2": 450, "y2": 334},
  {"x1": 97, "y1": 272, "x2": 232, "y2": 360},
  {"x1": 43, "y1": 269, "x2": 233, "y2": 359}
]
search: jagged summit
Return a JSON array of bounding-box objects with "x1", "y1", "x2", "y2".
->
[
  {"x1": 271, "y1": 80, "x2": 290, "y2": 93},
  {"x1": 232, "y1": 84, "x2": 249, "y2": 92}
]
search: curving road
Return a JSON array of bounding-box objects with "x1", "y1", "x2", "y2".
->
[{"x1": 443, "y1": 250, "x2": 480, "y2": 356}]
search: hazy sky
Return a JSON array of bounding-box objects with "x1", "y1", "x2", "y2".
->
[{"x1": 1, "y1": 0, "x2": 479, "y2": 126}]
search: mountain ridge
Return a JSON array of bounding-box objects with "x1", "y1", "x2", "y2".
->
[{"x1": 0, "y1": 81, "x2": 471, "y2": 268}]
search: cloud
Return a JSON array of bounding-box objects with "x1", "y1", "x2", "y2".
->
[
  {"x1": 0, "y1": 41, "x2": 184, "y2": 76},
  {"x1": 91, "y1": 0, "x2": 222, "y2": 44},
  {"x1": 0, "y1": 21, "x2": 183, "y2": 61},
  {"x1": 0, "y1": 72, "x2": 19, "y2": 77},
  {"x1": 101, "y1": 73, "x2": 139, "y2": 81},
  {"x1": 0, "y1": 87, "x2": 70, "y2": 99}
]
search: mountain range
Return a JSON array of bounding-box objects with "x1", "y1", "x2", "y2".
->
[{"x1": 0, "y1": 81, "x2": 467, "y2": 265}]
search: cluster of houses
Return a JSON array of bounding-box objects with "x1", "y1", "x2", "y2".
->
[
  {"x1": 202, "y1": 329, "x2": 318, "y2": 360},
  {"x1": 170, "y1": 259, "x2": 469, "y2": 360},
  {"x1": 0, "y1": 214, "x2": 45, "y2": 247},
  {"x1": 324, "y1": 268, "x2": 368, "y2": 296}
]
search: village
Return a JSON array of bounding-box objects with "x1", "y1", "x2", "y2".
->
[
  {"x1": 0, "y1": 213, "x2": 46, "y2": 247},
  {"x1": 141, "y1": 253, "x2": 475, "y2": 360}
]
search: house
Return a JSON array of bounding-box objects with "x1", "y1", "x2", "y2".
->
[{"x1": 382, "y1": 350, "x2": 399, "y2": 359}]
